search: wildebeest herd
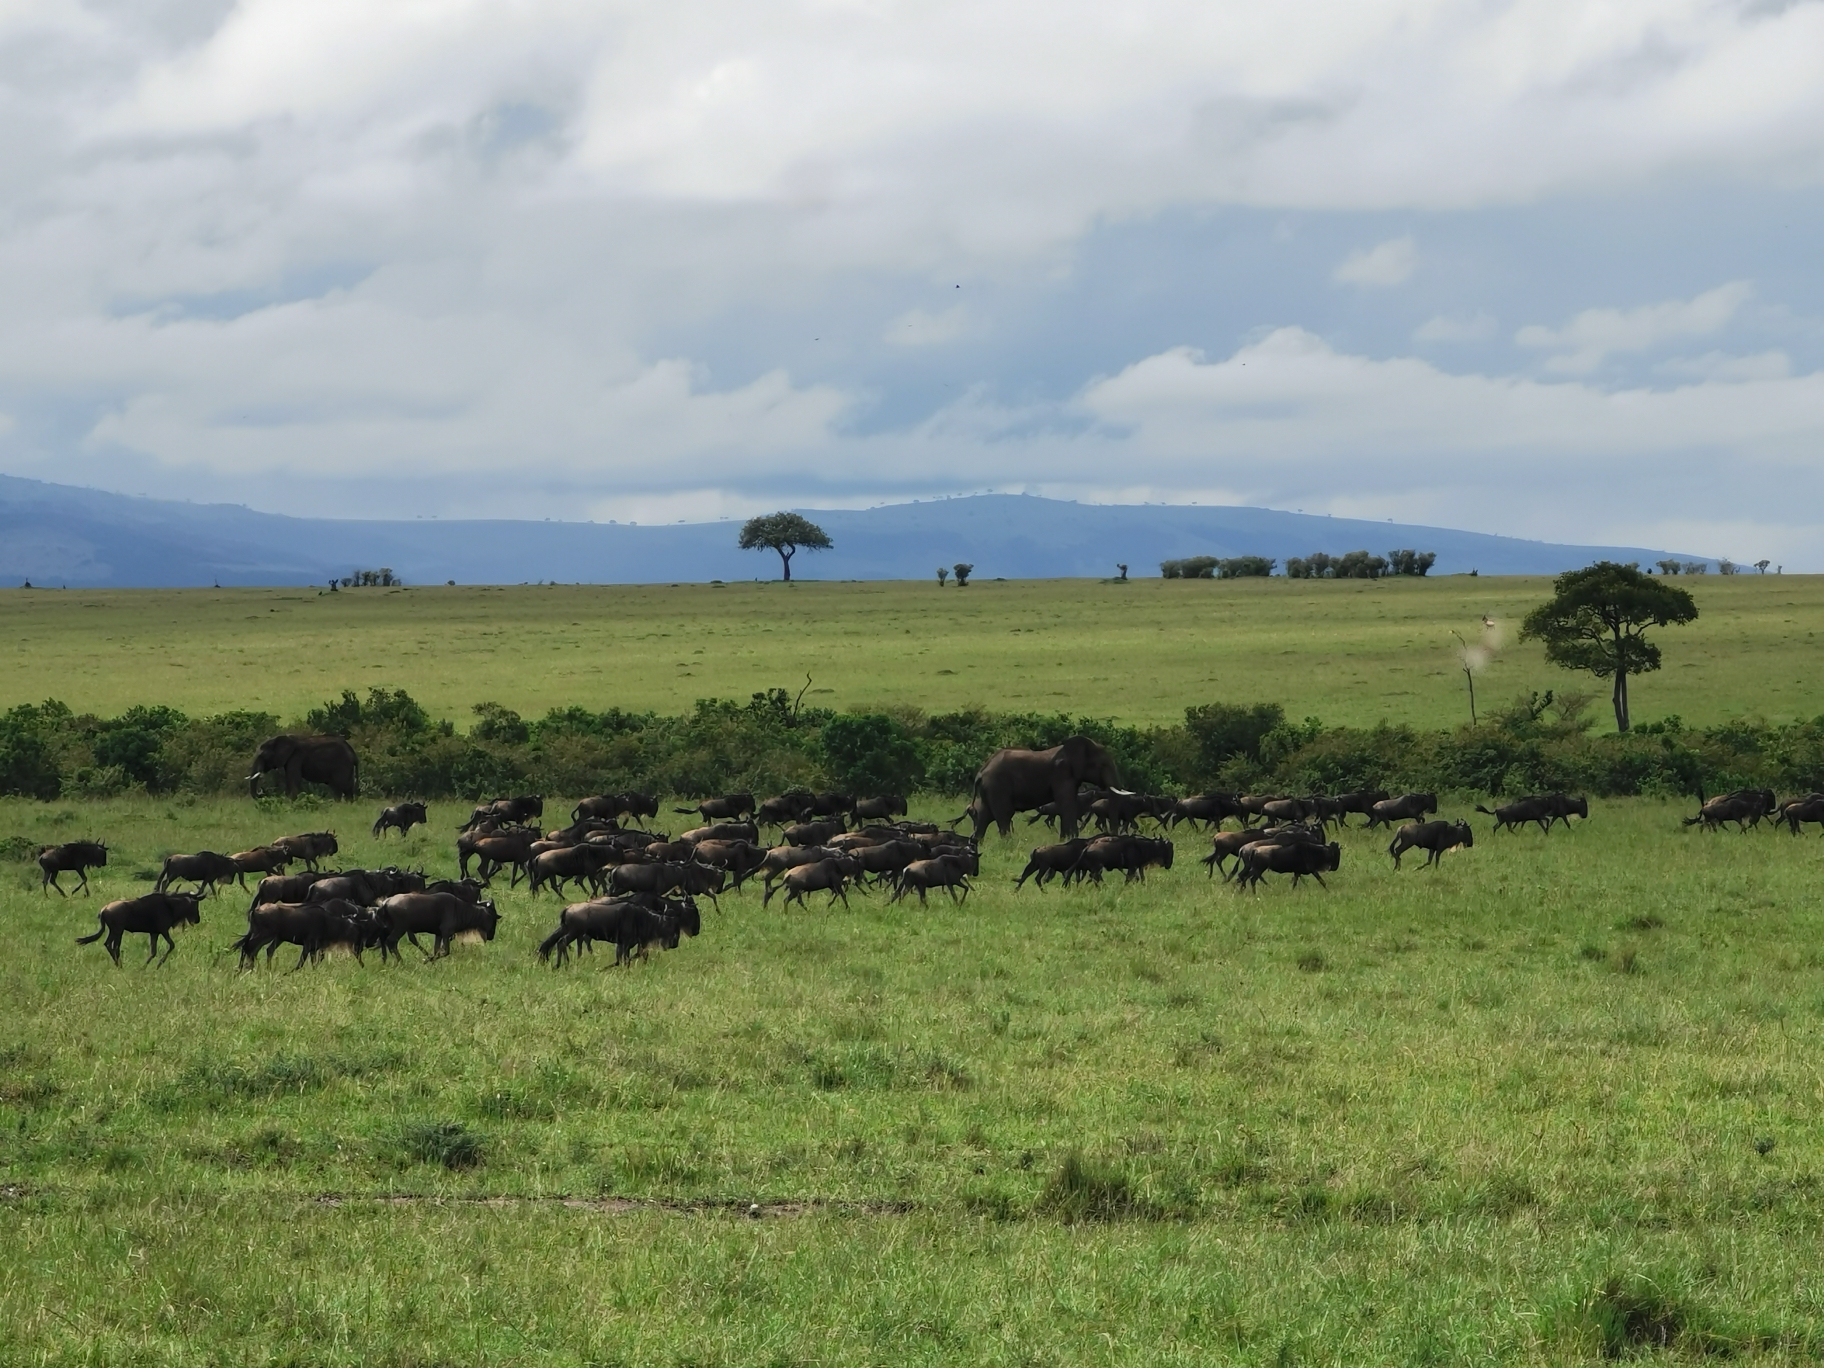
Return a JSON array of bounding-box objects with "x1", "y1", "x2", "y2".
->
[{"x1": 33, "y1": 732, "x2": 1819, "y2": 974}]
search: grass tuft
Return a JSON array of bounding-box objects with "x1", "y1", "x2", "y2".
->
[
  {"x1": 1295, "y1": 950, "x2": 1327, "y2": 973},
  {"x1": 1550, "y1": 1271, "x2": 1739, "y2": 1358},
  {"x1": 1035, "y1": 1150, "x2": 1156, "y2": 1222},
  {"x1": 394, "y1": 1120, "x2": 485, "y2": 1171}
]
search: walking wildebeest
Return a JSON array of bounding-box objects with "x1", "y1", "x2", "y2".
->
[
  {"x1": 1065, "y1": 836, "x2": 1173, "y2": 886},
  {"x1": 375, "y1": 892, "x2": 500, "y2": 962},
  {"x1": 1779, "y1": 793, "x2": 1824, "y2": 835},
  {"x1": 1389, "y1": 819, "x2": 1474, "y2": 869},
  {"x1": 227, "y1": 845, "x2": 292, "y2": 889},
  {"x1": 1200, "y1": 824, "x2": 1324, "y2": 880},
  {"x1": 373, "y1": 802, "x2": 429, "y2": 838},
  {"x1": 249, "y1": 870, "x2": 333, "y2": 910},
  {"x1": 850, "y1": 794, "x2": 908, "y2": 823},
  {"x1": 75, "y1": 892, "x2": 202, "y2": 966},
  {"x1": 537, "y1": 896, "x2": 699, "y2": 967},
  {"x1": 1235, "y1": 840, "x2": 1341, "y2": 891},
  {"x1": 233, "y1": 898, "x2": 368, "y2": 971},
  {"x1": 1684, "y1": 793, "x2": 1765, "y2": 832},
  {"x1": 891, "y1": 854, "x2": 975, "y2": 905},
  {"x1": 1475, "y1": 793, "x2": 1588, "y2": 834},
  {"x1": 1163, "y1": 794, "x2": 1243, "y2": 831},
  {"x1": 675, "y1": 793, "x2": 755, "y2": 822},
  {"x1": 1333, "y1": 790, "x2": 1390, "y2": 827},
  {"x1": 38, "y1": 841, "x2": 107, "y2": 895},
  {"x1": 459, "y1": 796, "x2": 543, "y2": 831},
  {"x1": 777, "y1": 857, "x2": 861, "y2": 909},
  {"x1": 271, "y1": 831, "x2": 339, "y2": 871},
  {"x1": 1366, "y1": 794, "x2": 1439, "y2": 829},
  {"x1": 156, "y1": 851, "x2": 240, "y2": 896},
  {"x1": 1015, "y1": 839, "x2": 1093, "y2": 890}
]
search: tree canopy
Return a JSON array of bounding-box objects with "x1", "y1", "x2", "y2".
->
[
  {"x1": 1520, "y1": 561, "x2": 1698, "y2": 732},
  {"x1": 737, "y1": 512, "x2": 832, "y2": 582}
]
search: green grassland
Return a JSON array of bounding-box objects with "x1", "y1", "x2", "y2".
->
[
  {"x1": 6, "y1": 792, "x2": 1824, "y2": 1364},
  {"x1": 3, "y1": 573, "x2": 1821, "y2": 729},
  {"x1": 7, "y1": 575, "x2": 1824, "y2": 1364}
]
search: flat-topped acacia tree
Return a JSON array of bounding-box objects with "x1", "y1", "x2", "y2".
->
[
  {"x1": 1521, "y1": 560, "x2": 1698, "y2": 732},
  {"x1": 737, "y1": 512, "x2": 832, "y2": 582}
]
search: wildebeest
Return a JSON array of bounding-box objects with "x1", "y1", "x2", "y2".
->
[
  {"x1": 573, "y1": 792, "x2": 658, "y2": 823},
  {"x1": 1333, "y1": 790, "x2": 1390, "y2": 827},
  {"x1": 850, "y1": 794, "x2": 908, "y2": 823},
  {"x1": 675, "y1": 793, "x2": 756, "y2": 822},
  {"x1": 38, "y1": 841, "x2": 107, "y2": 895},
  {"x1": 1475, "y1": 793, "x2": 1589, "y2": 834},
  {"x1": 691, "y1": 839, "x2": 769, "y2": 887},
  {"x1": 1086, "y1": 792, "x2": 1166, "y2": 834},
  {"x1": 1779, "y1": 793, "x2": 1824, "y2": 835},
  {"x1": 1066, "y1": 836, "x2": 1173, "y2": 886},
  {"x1": 458, "y1": 828, "x2": 541, "y2": 885},
  {"x1": 891, "y1": 853, "x2": 976, "y2": 905},
  {"x1": 75, "y1": 892, "x2": 202, "y2": 966},
  {"x1": 1200, "y1": 824, "x2": 1324, "y2": 880},
  {"x1": 1366, "y1": 794, "x2": 1439, "y2": 829},
  {"x1": 249, "y1": 870, "x2": 335, "y2": 910},
  {"x1": 781, "y1": 818, "x2": 846, "y2": 847},
  {"x1": 1235, "y1": 840, "x2": 1341, "y2": 891},
  {"x1": 527, "y1": 843, "x2": 619, "y2": 897},
  {"x1": 775, "y1": 857, "x2": 860, "y2": 909},
  {"x1": 373, "y1": 802, "x2": 429, "y2": 838},
  {"x1": 1388, "y1": 819, "x2": 1474, "y2": 869},
  {"x1": 426, "y1": 877, "x2": 487, "y2": 903},
  {"x1": 1163, "y1": 793, "x2": 1243, "y2": 831},
  {"x1": 848, "y1": 839, "x2": 926, "y2": 887},
  {"x1": 538, "y1": 896, "x2": 699, "y2": 967},
  {"x1": 756, "y1": 844, "x2": 844, "y2": 895},
  {"x1": 156, "y1": 851, "x2": 240, "y2": 896},
  {"x1": 679, "y1": 821, "x2": 760, "y2": 845},
  {"x1": 374, "y1": 891, "x2": 500, "y2": 962},
  {"x1": 459, "y1": 795, "x2": 543, "y2": 831},
  {"x1": 227, "y1": 845, "x2": 292, "y2": 889},
  {"x1": 232, "y1": 898, "x2": 368, "y2": 971},
  {"x1": 610, "y1": 861, "x2": 725, "y2": 905},
  {"x1": 1015, "y1": 839, "x2": 1092, "y2": 890},
  {"x1": 1684, "y1": 794, "x2": 1765, "y2": 833},
  {"x1": 271, "y1": 831, "x2": 339, "y2": 871}
]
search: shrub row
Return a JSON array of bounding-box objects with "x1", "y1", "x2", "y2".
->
[{"x1": 2, "y1": 686, "x2": 1820, "y2": 802}]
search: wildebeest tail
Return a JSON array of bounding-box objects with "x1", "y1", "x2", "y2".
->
[
  {"x1": 536, "y1": 926, "x2": 569, "y2": 963},
  {"x1": 1474, "y1": 805, "x2": 1495, "y2": 815},
  {"x1": 673, "y1": 806, "x2": 699, "y2": 814},
  {"x1": 75, "y1": 921, "x2": 105, "y2": 944}
]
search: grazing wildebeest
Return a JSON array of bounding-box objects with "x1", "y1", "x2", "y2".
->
[
  {"x1": 1388, "y1": 819, "x2": 1474, "y2": 869},
  {"x1": 850, "y1": 794, "x2": 908, "y2": 823},
  {"x1": 1065, "y1": 836, "x2": 1173, "y2": 886},
  {"x1": 1366, "y1": 794, "x2": 1439, "y2": 830},
  {"x1": 1333, "y1": 790, "x2": 1390, "y2": 827},
  {"x1": 1015, "y1": 839, "x2": 1093, "y2": 890},
  {"x1": 891, "y1": 854, "x2": 976, "y2": 905},
  {"x1": 1200, "y1": 824, "x2": 1324, "y2": 880},
  {"x1": 373, "y1": 802, "x2": 429, "y2": 838},
  {"x1": 233, "y1": 898, "x2": 367, "y2": 971},
  {"x1": 75, "y1": 892, "x2": 202, "y2": 966},
  {"x1": 227, "y1": 845, "x2": 291, "y2": 890},
  {"x1": 675, "y1": 793, "x2": 756, "y2": 822},
  {"x1": 1235, "y1": 840, "x2": 1341, "y2": 891},
  {"x1": 777, "y1": 857, "x2": 861, "y2": 910},
  {"x1": 1475, "y1": 793, "x2": 1588, "y2": 834},
  {"x1": 375, "y1": 892, "x2": 500, "y2": 962},
  {"x1": 38, "y1": 841, "x2": 107, "y2": 895},
  {"x1": 156, "y1": 851, "x2": 240, "y2": 896},
  {"x1": 538, "y1": 897, "x2": 698, "y2": 967},
  {"x1": 1164, "y1": 793, "x2": 1243, "y2": 831},
  {"x1": 272, "y1": 831, "x2": 339, "y2": 871}
]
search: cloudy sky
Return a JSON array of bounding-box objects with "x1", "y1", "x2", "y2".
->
[{"x1": 2, "y1": 0, "x2": 1822, "y2": 561}]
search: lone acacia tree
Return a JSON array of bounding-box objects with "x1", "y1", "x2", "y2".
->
[
  {"x1": 1520, "y1": 561, "x2": 1697, "y2": 732},
  {"x1": 738, "y1": 512, "x2": 832, "y2": 582}
]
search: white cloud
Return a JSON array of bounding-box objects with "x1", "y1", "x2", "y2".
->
[
  {"x1": 1516, "y1": 280, "x2": 1754, "y2": 374},
  {"x1": 1414, "y1": 311, "x2": 1495, "y2": 343},
  {"x1": 1334, "y1": 235, "x2": 1416, "y2": 286},
  {"x1": 1657, "y1": 349, "x2": 1792, "y2": 383}
]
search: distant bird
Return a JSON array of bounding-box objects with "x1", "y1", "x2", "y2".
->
[{"x1": 1481, "y1": 616, "x2": 1495, "y2": 629}]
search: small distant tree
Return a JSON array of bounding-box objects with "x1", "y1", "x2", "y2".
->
[
  {"x1": 1216, "y1": 556, "x2": 1275, "y2": 579},
  {"x1": 1160, "y1": 560, "x2": 1184, "y2": 579},
  {"x1": 1655, "y1": 559, "x2": 1681, "y2": 575},
  {"x1": 1336, "y1": 550, "x2": 1387, "y2": 580},
  {"x1": 1180, "y1": 556, "x2": 1218, "y2": 579},
  {"x1": 1682, "y1": 561, "x2": 1708, "y2": 575},
  {"x1": 952, "y1": 563, "x2": 974, "y2": 587},
  {"x1": 1387, "y1": 550, "x2": 1436, "y2": 576},
  {"x1": 1755, "y1": 560, "x2": 1771, "y2": 574},
  {"x1": 1718, "y1": 559, "x2": 1739, "y2": 576},
  {"x1": 738, "y1": 512, "x2": 832, "y2": 582},
  {"x1": 936, "y1": 567, "x2": 949, "y2": 586},
  {"x1": 1520, "y1": 561, "x2": 1698, "y2": 733}
]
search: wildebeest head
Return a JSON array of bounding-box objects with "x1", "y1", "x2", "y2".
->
[
  {"x1": 1454, "y1": 821, "x2": 1474, "y2": 848},
  {"x1": 166, "y1": 892, "x2": 204, "y2": 925},
  {"x1": 476, "y1": 901, "x2": 501, "y2": 940}
]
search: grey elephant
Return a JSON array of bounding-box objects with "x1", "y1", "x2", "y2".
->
[
  {"x1": 248, "y1": 734, "x2": 360, "y2": 799},
  {"x1": 970, "y1": 736, "x2": 1121, "y2": 841}
]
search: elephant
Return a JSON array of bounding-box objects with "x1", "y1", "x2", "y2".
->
[
  {"x1": 248, "y1": 734, "x2": 360, "y2": 799},
  {"x1": 969, "y1": 737, "x2": 1121, "y2": 841}
]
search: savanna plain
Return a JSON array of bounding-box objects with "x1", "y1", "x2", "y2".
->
[{"x1": 6, "y1": 575, "x2": 1824, "y2": 1365}]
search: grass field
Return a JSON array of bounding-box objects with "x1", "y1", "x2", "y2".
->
[
  {"x1": 7, "y1": 577, "x2": 1824, "y2": 1364},
  {"x1": 3, "y1": 574, "x2": 1822, "y2": 729}
]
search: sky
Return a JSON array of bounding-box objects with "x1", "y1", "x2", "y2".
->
[{"x1": 1, "y1": 0, "x2": 1822, "y2": 563}]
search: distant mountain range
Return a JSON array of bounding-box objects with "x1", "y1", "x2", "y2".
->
[{"x1": 0, "y1": 475, "x2": 1699, "y2": 587}]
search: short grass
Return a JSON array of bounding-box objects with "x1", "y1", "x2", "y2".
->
[
  {"x1": 2, "y1": 574, "x2": 1821, "y2": 729},
  {"x1": 7, "y1": 792, "x2": 1824, "y2": 1363}
]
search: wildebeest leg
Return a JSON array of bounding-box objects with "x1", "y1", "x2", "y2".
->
[
  {"x1": 1311, "y1": 872, "x2": 1329, "y2": 889},
  {"x1": 289, "y1": 943, "x2": 312, "y2": 973},
  {"x1": 156, "y1": 931, "x2": 179, "y2": 966},
  {"x1": 105, "y1": 931, "x2": 124, "y2": 966}
]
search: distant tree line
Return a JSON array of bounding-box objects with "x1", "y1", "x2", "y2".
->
[
  {"x1": 1160, "y1": 556, "x2": 1275, "y2": 579},
  {"x1": 1286, "y1": 550, "x2": 1435, "y2": 579},
  {"x1": 5, "y1": 683, "x2": 1824, "y2": 806}
]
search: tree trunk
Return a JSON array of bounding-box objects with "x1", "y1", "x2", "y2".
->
[
  {"x1": 1612, "y1": 666, "x2": 1630, "y2": 732},
  {"x1": 778, "y1": 546, "x2": 794, "y2": 582}
]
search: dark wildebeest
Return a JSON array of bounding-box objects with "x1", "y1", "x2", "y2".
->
[
  {"x1": 573, "y1": 792, "x2": 658, "y2": 824},
  {"x1": 1200, "y1": 824, "x2": 1324, "y2": 881},
  {"x1": 850, "y1": 794, "x2": 908, "y2": 823},
  {"x1": 232, "y1": 898, "x2": 367, "y2": 971},
  {"x1": 75, "y1": 892, "x2": 202, "y2": 966},
  {"x1": 272, "y1": 831, "x2": 339, "y2": 872},
  {"x1": 527, "y1": 843, "x2": 619, "y2": 897},
  {"x1": 756, "y1": 791, "x2": 815, "y2": 827},
  {"x1": 675, "y1": 793, "x2": 756, "y2": 822},
  {"x1": 1066, "y1": 836, "x2": 1173, "y2": 886},
  {"x1": 806, "y1": 791, "x2": 853, "y2": 818},
  {"x1": 1086, "y1": 792, "x2": 1157, "y2": 834},
  {"x1": 612, "y1": 861, "x2": 725, "y2": 906},
  {"x1": 426, "y1": 877, "x2": 487, "y2": 903},
  {"x1": 375, "y1": 892, "x2": 500, "y2": 962},
  {"x1": 1684, "y1": 794, "x2": 1764, "y2": 833},
  {"x1": 38, "y1": 841, "x2": 107, "y2": 895},
  {"x1": 373, "y1": 802, "x2": 429, "y2": 838},
  {"x1": 459, "y1": 828, "x2": 541, "y2": 885},
  {"x1": 227, "y1": 845, "x2": 291, "y2": 890},
  {"x1": 1015, "y1": 839, "x2": 1093, "y2": 890},
  {"x1": 1235, "y1": 840, "x2": 1341, "y2": 891},
  {"x1": 1164, "y1": 793, "x2": 1243, "y2": 831},
  {"x1": 1333, "y1": 790, "x2": 1390, "y2": 827},
  {"x1": 782, "y1": 818, "x2": 846, "y2": 847},
  {"x1": 692, "y1": 839, "x2": 769, "y2": 888},
  {"x1": 249, "y1": 870, "x2": 332, "y2": 910},
  {"x1": 851, "y1": 839, "x2": 926, "y2": 888},
  {"x1": 459, "y1": 795, "x2": 543, "y2": 831},
  {"x1": 757, "y1": 844, "x2": 844, "y2": 896},
  {"x1": 679, "y1": 821, "x2": 760, "y2": 845},
  {"x1": 1259, "y1": 797, "x2": 1312, "y2": 824},
  {"x1": 1389, "y1": 819, "x2": 1475, "y2": 869},
  {"x1": 538, "y1": 897, "x2": 698, "y2": 968},
  {"x1": 1366, "y1": 794, "x2": 1439, "y2": 830},
  {"x1": 156, "y1": 851, "x2": 240, "y2": 896},
  {"x1": 1779, "y1": 793, "x2": 1824, "y2": 835},
  {"x1": 779, "y1": 857, "x2": 862, "y2": 910},
  {"x1": 1476, "y1": 793, "x2": 1588, "y2": 834},
  {"x1": 891, "y1": 854, "x2": 976, "y2": 905}
]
